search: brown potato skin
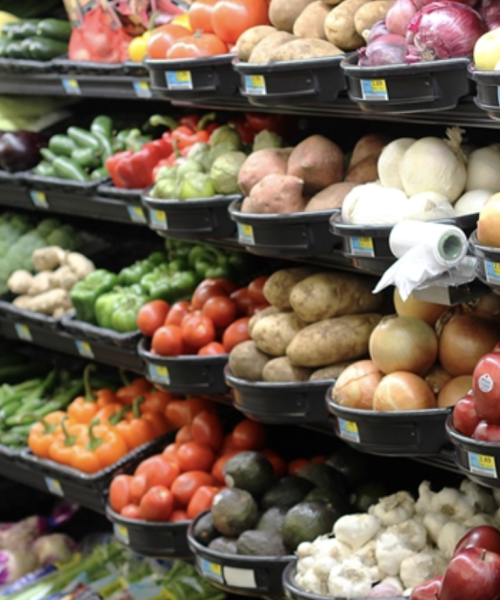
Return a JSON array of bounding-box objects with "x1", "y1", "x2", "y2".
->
[
  {"x1": 268, "y1": 38, "x2": 344, "y2": 61},
  {"x1": 251, "y1": 312, "x2": 305, "y2": 356},
  {"x1": 269, "y1": 0, "x2": 317, "y2": 32},
  {"x1": 354, "y1": 0, "x2": 395, "y2": 36},
  {"x1": 237, "y1": 26, "x2": 277, "y2": 62},
  {"x1": 263, "y1": 357, "x2": 313, "y2": 382},
  {"x1": 305, "y1": 182, "x2": 356, "y2": 211},
  {"x1": 293, "y1": 2, "x2": 331, "y2": 39},
  {"x1": 309, "y1": 361, "x2": 355, "y2": 381},
  {"x1": 229, "y1": 340, "x2": 270, "y2": 381},
  {"x1": 263, "y1": 268, "x2": 319, "y2": 310},
  {"x1": 345, "y1": 155, "x2": 379, "y2": 184},
  {"x1": 324, "y1": 0, "x2": 372, "y2": 50},
  {"x1": 249, "y1": 31, "x2": 296, "y2": 63}
]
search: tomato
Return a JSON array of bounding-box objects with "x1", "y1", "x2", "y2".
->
[
  {"x1": 232, "y1": 419, "x2": 267, "y2": 450},
  {"x1": 166, "y1": 397, "x2": 214, "y2": 429},
  {"x1": 230, "y1": 288, "x2": 253, "y2": 316},
  {"x1": 151, "y1": 325, "x2": 184, "y2": 356},
  {"x1": 129, "y1": 473, "x2": 148, "y2": 504},
  {"x1": 176, "y1": 424, "x2": 194, "y2": 445},
  {"x1": 187, "y1": 485, "x2": 220, "y2": 519},
  {"x1": 311, "y1": 455, "x2": 327, "y2": 463},
  {"x1": 140, "y1": 485, "x2": 174, "y2": 521},
  {"x1": 220, "y1": 433, "x2": 238, "y2": 453},
  {"x1": 222, "y1": 317, "x2": 250, "y2": 352},
  {"x1": 188, "y1": 0, "x2": 218, "y2": 33},
  {"x1": 147, "y1": 24, "x2": 192, "y2": 59},
  {"x1": 198, "y1": 342, "x2": 226, "y2": 355},
  {"x1": 171, "y1": 471, "x2": 215, "y2": 506},
  {"x1": 182, "y1": 314, "x2": 216, "y2": 349},
  {"x1": 202, "y1": 296, "x2": 237, "y2": 329},
  {"x1": 191, "y1": 411, "x2": 224, "y2": 451},
  {"x1": 211, "y1": 450, "x2": 240, "y2": 484},
  {"x1": 211, "y1": 0, "x2": 270, "y2": 44},
  {"x1": 211, "y1": 279, "x2": 239, "y2": 294},
  {"x1": 167, "y1": 33, "x2": 228, "y2": 59},
  {"x1": 137, "y1": 300, "x2": 170, "y2": 337},
  {"x1": 247, "y1": 303, "x2": 270, "y2": 316},
  {"x1": 247, "y1": 276, "x2": 269, "y2": 304},
  {"x1": 192, "y1": 281, "x2": 228, "y2": 309},
  {"x1": 121, "y1": 504, "x2": 141, "y2": 520},
  {"x1": 177, "y1": 441, "x2": 215, "y2": 472},
  {"x1": 135, "y1": 455, "x2": 180, "y2": 489},
  {"x1": 170, "y1": 509, "x2": 189, "y2": 522},
  {"x1": 165, "y1": 301, "x2": 192, "y2": 327},
  {"x1": 162, "y1": 443, "x2": 180, "y2": 465},
  {"x1": 261, "y1": 449, "x2": 287, "y2": 478},
  {"x1": 109, "y1": 474, "x2": 132, "y2": 514},
  {"x1": 288, "y1": 458, "x2": 310, "y2": 476}
]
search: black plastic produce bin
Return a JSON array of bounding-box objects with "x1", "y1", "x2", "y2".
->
[
  {"x1": 0, "y1": 58, "x2": 62, "y2": 95},
  {"x1": 0, "y1": 445, "x2": 48, "y2": 491},
  {"x1": 0, "y1": 171, "x2": 34, "y2": 209},
  {"x1": 188, "y1": 511, "x2": 293, "y2": 598},
  {"x1": 469, "y1": 229, "x2": 500, "y2": 293},
  {"x1": 0, "y1": 298, "x2": 63, "y2": 330},
  {"x1": 342, "y1": 54, "x2": 471, "y2": 113},
  {"x1": 138, "y1": 338, "x2": 228, "y2": 395},
  {"x1": 18, "y1": 433, "x2": 172, "y2": 513},
  {"x1": 469, "y1": 64, "x2": 500, "y2": 119},
  {"x1": 106, "y1": 506, "x2": 192, "y2": 558},
  {"x1": 234, "y1": 55, "x2": 347, "y2": 106},
  {"x1": 141, "y1": 190, "x2": 238, "y2": 240},
  {"x1": 146, "y1": 54, "x2": 240, "y2": 101},
  {"x1": 446, "y1": 414, "x2": 500, "y2": 488},
  {"x1": 327, "y1": 387, "x2": 451, "y2": 456},
  {"x1": 225, "y1": 367, "x2": 331, "y2": 425},
  {"x1": 62, "y1": 312, "x2": 141, "y2": 350},
  {"x1": 229, "y1": 199, "x2": 342, "y2": 257}
]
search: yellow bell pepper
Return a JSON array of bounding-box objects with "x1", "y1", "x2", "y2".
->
[{"x1": 128, "y1": 31, "x2": 152, "y2": 62}]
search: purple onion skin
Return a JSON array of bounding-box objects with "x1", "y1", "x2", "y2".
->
[
  {"x1": 0, "y1": 132, "x2": 47, "y2": 173},
  {"x1": 368, "y1": 20, "x2": 390, "y2": 43},
  {"x1": 359, "y1": 34, "x2": 407, "y2": 66}
]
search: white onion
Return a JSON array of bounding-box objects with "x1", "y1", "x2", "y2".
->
[
  {"x1": 331, "y1": 360, "x2": 383, "y2": 410},
  {"x1": 400, "y1": 131, "x2": 466, "y2": 202},
  {"x1": 342, "y1": 182, "x2": 408, "y2": 225},
  {"x1": 401, "y1": 192, "x2": 455, "y2": 221},
  {"x1": 377, "y1": 138, "x2": 415, "y2": 190},
  {"x1": 454, "y1": 189, "x2": 492, "y2": 216},
  {"x1": 466, "y1": 145, "x2": 500, "y2": 193},
  {"x1": 373, "y1": 372, "x2": 437, "y2": 411}
]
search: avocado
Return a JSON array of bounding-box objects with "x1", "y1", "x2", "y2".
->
[
  {"x1": 350, "y1": 481, "x2": 390, "y2": 513},
  {"x1": 304, "y1": 487, "x2": 351, "y2": 514},
  {"x1": 211, "y1": 488, "x2": 259, "y2": 537},
  {"x1": 193, "y1": 512, "x2": 219, "y2": 547},
  {"x1": 282, "y1": 501, "x2": 339, "y2": 550},
  {"x1": 224, "y1": 451, "x2": 275, "y2": 498},
  {"x1": 237, "y1": 530, "x2": 289, "y2": 557},
  {"x1": 326, "y1": 446, "x2": 370, "y2": 489},
  {"x1": 298, "y1": 463, "x2": 346, "y2": 494},
  {"x1": 256, "y1": 507, "x2": 288, "y2": 535},
  {"x1": 208, "y1": 537, "x2": 238, "y2": 554},
  {"x1": 261, "y1": 476, "x2": 314, "y2": 510}
]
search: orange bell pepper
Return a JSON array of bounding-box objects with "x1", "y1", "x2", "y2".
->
[
  {"x1": 142, "y1": 411, "x2": 172, "y2": 437},
  {"x1": 115, "y1": 370, "x2": 151, "y2": 405},
  {"x1": 28, "y1": 411, "x2": 66, "y2": 459},
  {"x1": 86, "y1": 418, "x2": 128, "y2": 469},
  {"x1": 67, "y1": 364, "x2": 115, "y2": 424},
  {"x1": 48, "y1": 417, "x2": 87, "y2": 467},
  {"x1": 139, "y1": 389, "x2": 176, "y2": 414},
  {"x1": 116, "y1": 398, "x2": 157, "y2": 450}
]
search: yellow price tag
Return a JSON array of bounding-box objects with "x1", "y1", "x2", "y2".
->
[
  {"x1": 176, "y1": 71, "x2": 191, "y2": 82},
  {"x1": 250, "y1": 75, "x2": 265, "y2": 88},
  {"x1": 156, "y1": 365, "x2": 169, "y2": 378},
  {"x1": 344, "y1": 421, "x2": 359, "y2": 434},
  {"x1": 238, "y1": 223, "x2": 255, "y2": 244},
  {"x1": 358, "y1": 237, "x2": 373, "y2": 249},
  {"x1": 241, "y1": 224, "x2": 253, "y2": 236},
  {"x1": 370, "y1": 79, "x2": 387, "y2": 92},
  {"x1": 493, "y1": 263, "x2": 500, "y2": 275},
  {"x1": 478, "y1": 454, "x2": 495, "y2": 468}
]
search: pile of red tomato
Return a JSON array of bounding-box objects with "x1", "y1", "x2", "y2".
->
[
  {"x1": 147, "y1": 0, "x2": 270, "y2": 59},
  {"x1": 137, "y1": 276, "x2": 269, "y2": 357}
]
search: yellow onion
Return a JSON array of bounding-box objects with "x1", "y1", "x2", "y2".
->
[
  {"x1": 394, "y1": 288, "x2": 446, "y2": 326},
  {"x1": 463, "y1": 293, "x2": 500, "y2": 322},
  {"x1": 439, "y1": 314, "x2": 500, "y2": 376},
  {"x1": 373, "y1": 372, "x2": 437, "y2": 411},
  {"x1": 369, "y1": 315, "x2": 438, "y2": 375},
  {"x1": 331, "y1": 360, "x2": 383, "y2": 410},
  {"x1": 425, "y1": 363, "x2": 453, "y2": 395},
  {"x1": 437, "y1": 375, "x2": 473, "y2": 407}
]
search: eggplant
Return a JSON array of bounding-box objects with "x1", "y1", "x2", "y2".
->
[{"x1": 0, "y1": 131, "x2": 47, "y2": 173}]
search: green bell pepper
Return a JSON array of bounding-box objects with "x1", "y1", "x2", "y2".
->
[
  {"x1": 118, "y1": 259, "x2": 152, "y2": 287},
  {"x1": 168, "y1": 258, "x2": 189, "y2": 275},
  {"x1": 147, "y1": 251, "x2": 169, "y2": 266},
  {"x1": 188, "y1": 245, "x2": 232, "y2": 280},
  {"x1": 149, "y1": 270, "x2": 198, "y2": 303},
  {"x1": 110, "y1": 294, "x2": 148, "y2": 333},
  {"x1": 70, "y1": 269, "x2": 119, "y2": 324},
  {"x1": 140, "y1": 265, "x2": 169, "y2": 296},
  {"x1": 95, "y1": 291, "x2": 123, "y2": 330}
]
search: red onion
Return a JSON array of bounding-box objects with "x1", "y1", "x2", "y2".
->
[
  {"x1": 476, "y1": 0, "x2": 500, "y2": 29},
  {"x1": 368, "y1": 19, "x2": 390, "y2": 42},
  {"x1": 359, "y1": 34, "x2": 407, "y2": 66},
  {"x1": 413, "y1": 0, "x2": 476, "y2": 9},
  {"x1": 406, "y1": 2, "x2": 487, "y2": 61},
  {"x1": 386, "y1": 0, "x2": 418, "y2": 36}
]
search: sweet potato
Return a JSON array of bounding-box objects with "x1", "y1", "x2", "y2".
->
[
  {"x1": 350, "y1": 133, "x2": 391, "y2": 168},
  {"x1": 345, "y1": 154, "x2": 379, "y2": 184},
  {"x1": 263, "y1": 357, "x2": 312, "y2": 382},
  {"x1": 238, "y1": 148, "x2": 292, "y2": 196},
  {"x1": 269, "y1": 38, "x2": 343, "y2": 62},
  {"x1": 354, "y1": 0, "x2": 395, "y2": 36},
  {"x1": 249, "y1": 31, "x2": 296, "y2": 63},
  {"x1": 269, "y1": 0, "x2": 317, "y2": 32},
  {"x1": 324, "y1": 0, "x2": 372, "y2": 50},
  {"x1": 263, "y1": 268, "x2": 319, "y2": 310},
  {"x1": 287, "y1": 135, "x2": 344, "y2": 195},
  {"x1": 287, "y1": 313, "x2": 382, "y2": 368},
  {"x1": 229, "y1": 341, "x2": 271, "y2": 381},
  {"x1": 236, "y1": 26, "x2": 277, "y2": 62},
  {"x1": 293, "y1": 1, "x2": 331, "y2": 39},
  {"x1": 249, "y1": 174, "x2": 306, "y2": 214},
  {"x1": 290, "y1": 272, "x2": 383, "y2": 323},
  {"x1": 252, "y1": 312, "x2": 304, "y2": 356},
  {"x1": 305, "y1": 182, "x2": 357, "y2": 211}
]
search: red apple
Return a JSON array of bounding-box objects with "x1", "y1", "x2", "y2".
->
[
  {"x1": 473, "y1": 353, "x2": 500, "y2": 423},
  {"x1": 453, "y1": 394, "x2": 482, "y2": 437},
  {"x1": 473, "y1": 420, "x2": 500, "y2": 442},
  {"x1": 409, "y1": 575, "x2": 442, "y2": 599},
  {"x1": 440, "y1": 546, "x2": 500, "y2": 600},
  {"x1": 455, "y1": 526, "x2": 500, "y2": 556}
]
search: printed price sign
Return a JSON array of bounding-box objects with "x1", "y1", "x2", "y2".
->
[
  {"x1": 244, "y1": 74, "x2": 266, "y2": 95},
  {"x1": 338, "y1": 418, "x2": 360, "y2": 443},
  {"x1": 468, "y1": 452, "x2": 497, "y2": 478},
  {"x1": 223, "y1": 567, "x2": 257, "y2": 589},
  {"x1": 127, "y1": 206, "x2": 147, "y2": 224},
  {"x1": 113, "y1": 524, "x2": 129, "y2": 545},
  {"x1": 360, "y1": 79, "x2": 388, "y2": 101},
  {"x1": 238, "y1": 223, "x2": 255, "y2": 244},
  {"x1": 148, "y1": 363, "x2": 170, "y2": 384},
  {"x1": 199, "y1": 558, "x2": 224, "y2": 584},
  {"x1": 133, "y1": 80, "x2": 152, "y2": 98},
  {"x1": 14, "y1": 323, "x2": 32, "y2": 342},
  {"x1": 350, "y1": 236, "x2": 375, "y2": 257},
  {"x1": 166, "y1": 71, "x2": 193, "y2": 90},
  {"x1": 149, "y1": 209, "x2": 168, "y2": 230},
  {"x1": 61, "y1": 78, "x2": 81, "y2": 95},
  {"x1": 75, "y1": 340, "x2": 94, "y2": 359},
  {"x1": 485, "y1": 261, "x2": 500, "y2": 284},
  {"x1": 30, "y1": 190, "x2": 49, "y2": 209},
  {"x1": 45, "y1": 477, "x2": 64, "y2": 496}
]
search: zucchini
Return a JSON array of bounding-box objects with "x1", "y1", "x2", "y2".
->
[
  {"x1": 4, "y1": 41, "x2": 25, "y2": 59},
  {"x1": 3, "y1": 20, "x2": 37, "y2": 40},
  {"x1": 36, "y1": 19, "x2": 71, "y2": 42},
  {"x1": 27, "y1": 37, "x2": 68, "y2": 61},
  {"x1": 18, "y1": 21, "x2": 38, "y2": 38}
]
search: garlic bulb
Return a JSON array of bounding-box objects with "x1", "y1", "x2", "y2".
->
[
  {"x1": 431, "y1": 487, "x2": 475, "y2": 522},
  {"x1": 369, "y1": 492, "x2": 415, "y2": 526},
  {"x1": 399, "y1": 548, "x2": 447, "y2": 589},
  {"x1": 298, "y1": 569, "x2": 326, "y2": 595},
  {"x1": 378, "y1": 138, "x2": 416, "y2": 190},
  {"x1": 437, "y1": 522, "x2": 469, "y2": 558},
  {"x1": 296, "y1": 542, "x2": 314, "y2": 559},
  {"x1": 460, "y1": 479, "x2": 497, "y2": 514},
  {"x1": 334, "y1": 514, "x2": 381, "y2": 551},
  {"x1": 423, "y1": 512, "x2": 450, "y2": 544},
  {"x1": 401, "y1": 192, "x2": 455, "y2": 221},
  {"x1": 353, "y1": 541, "x2": 383, "y2": 583},
  {"x1": 297, "y1": 555, "x2": 315, "y2": 575},
  {"x1": 341, "y1": 182, "x2": 408, "y2": 225},
  {"x1": 466, "y1": 145, "x2": 500, "y2": 192},
  {"x1": 328, "y1": 559, "x2": 373, "y2": 599},
  {"x1": 312, "y1": 537, "x2": 352, "y2": 562},
  {"x1": 375, "y1": 530, "x2": 416, "y2": 576},
  {"x1": 313, "y1": 555, "x2": 339, "y2": 580},
  {"x1": 387, "y1": 519, "x2": 427, "y2": 552},
  {"x1": 415, "y1": 481, "x2": 435, "y2": 515},
  {"x1": 464, "y1": 513, "x2": 497, "y2": 528},
  {"x1": 454, "y1": 189, "x2": 492, "y2": 216}
]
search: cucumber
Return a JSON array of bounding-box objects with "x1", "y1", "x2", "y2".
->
[
  {"x1": 3, "y1": 20, "x2": 38, "y2": 40},
  {"x1": 4, "y1": 41, "x2": 25, "y2": 59},
  {"x1": 27, "y1": 37, "x2": 68, "y2": 61},
  {"x1": 19, "y1": 21, "x2": 38, "y2": 38},
  {"x1": 36, "y1": 19, "x2": 71, "y2": 42}
]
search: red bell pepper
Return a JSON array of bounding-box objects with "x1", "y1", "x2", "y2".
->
[
  {"x1": 114, "y1": 142, "x2": 166, "y2": 189},
  {"x1": 106, "y1": 151, "x2": 133, "y2": 189},
  {"x1": 228, "y1": 117, "x2": 255, "y2": 144},
  {"x1": 171, "y1": 126, "x2": 210, "y2": 150},
  {"x1": 245, "y1": 112, "x2": 293, "y2": 136},
  {"x1": 179, "y1": 114, "x2": 200, "y2": 129}
]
